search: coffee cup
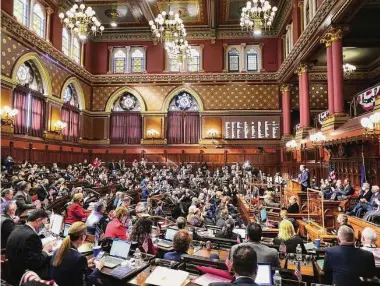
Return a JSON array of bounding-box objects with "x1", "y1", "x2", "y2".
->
[
  {"x1": 93, "y1": 245, "x2": 101, "y2": 258},
  {"x1": 314, "y1": 238, "x2": 321, "y2": 248}
]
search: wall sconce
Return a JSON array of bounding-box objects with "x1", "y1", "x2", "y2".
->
[
  {"x1": 361, "y1": 112, "x2": 380, "y2": 136},
  {"x1": 285, "y1": 139, "x2": 297, "y2": 151},
  {"x1": 0, "y1": 106, "x2": 18, "y2": 125},
  {"x1": 310, "y1": 131, "x2": 326, "y2": 146},
  {"x1": 52, "y1": 120, "x2": 67, "y2": 134},
  {"x1": 207, "y1": 128, "x2": 219, "y2": 139},
  {"x1": 147, "y1": 129, "x2": 159, "y2": 138}
]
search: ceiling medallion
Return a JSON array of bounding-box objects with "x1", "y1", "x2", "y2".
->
[
  {"x1": 343, "y1": 63, "x2": 356, "y2": 75},
  {"x1": 105, "y1": 9, "x2": 120, "y2": 27},
  {"x1": 240, "y1": 0, "x2": 277, "y2": 36},
  {"x1": 59, "y1": 2, "x2": 104, "y2": 42}
]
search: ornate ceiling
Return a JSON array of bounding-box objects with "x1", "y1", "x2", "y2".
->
[{"x1": 61, "y1": 0, "x2": 288, "y2": 41}]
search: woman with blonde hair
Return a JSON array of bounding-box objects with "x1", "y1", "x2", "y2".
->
[
  {"x1": 104, "y1": 206, "x2": 128, "y2": 240},
  {"x1": 273, "y1": 219, "x2": 306, "y2": 253},
  {"x1": 65, "y1": 193, "x2": 89, "y2": 224},
  {"x1": 50, "y1": 222, "x2": 103, "y2": 286}
]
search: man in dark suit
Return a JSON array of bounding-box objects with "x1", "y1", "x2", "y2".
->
[
  {"x1": 228, "y1": 223, "x2": 280, "y2": 267},
  {"x1": 14, "y1": 181, "x2": 36, "y2": 216},
  {"x1": 323, "y1": 225, "x2": 376, "y2": 286},
  {"x1": 0, "y1": 201, "x2": 19, "y2": 247},
  {"x1": 298, "y1": 165, "x2": 310, "y2": 191},
  {"x1": 210, "y1": 244, "x2": 258, "y2": 286},
  {"x1": 6, "y1": 209, "x2": 53, "y2": 284}
]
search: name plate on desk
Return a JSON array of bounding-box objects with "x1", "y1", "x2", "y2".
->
[{"x1": 222, "y1": 116, "x2": 281, "y2": 139}]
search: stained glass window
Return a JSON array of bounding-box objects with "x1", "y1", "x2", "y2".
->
[
  {"x1": 14, "y1": 0, "x2": 29, "y2": 26},
  {"x1": 62, "y1": 28, "x2": 70, "y2": 56},
  {"x1": 131, "y1": 49, "x2": 145, "y2": 73},
  {"x1": 187, "y1": 48, "x2": 200, "y2": 72},
  {"x1": 64, "y1": 85, "x2": 73, "y2": 104},
  {"x1": 113, "y1": 49, "x2": 127, "y2": 73},
  {"x1": 228, "y1": 48, "x2": 239, "y2": 72},
  {"x1": 32, "y1": 3, "x2": 45, "y2": 38},
  {"x1": 246, "y1": 48, "x2": 258, "y2": 72},
  {"x1": 72, "y1": 37, "x2": 80, "y2": 63}
]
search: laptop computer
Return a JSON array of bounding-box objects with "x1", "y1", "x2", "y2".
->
[
  {"x1": 102, "y1": 240, "x2": 131, "y2": 268},
  {"x1": 255, "y1": 264, "x2": 273, "y2": 286},
  {"x1": 156, "y1": 227, "x2": 178, "y2": 248}
]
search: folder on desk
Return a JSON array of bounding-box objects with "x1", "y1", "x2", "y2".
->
[
  {"x1": 193, "y1": 273, "x2": 231, "y2": 286},
  {"x1": 145, "y1": 266, "x2": 189, "y2": 286}
]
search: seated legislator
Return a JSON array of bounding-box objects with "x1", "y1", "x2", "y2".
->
[
  {"x1": 14, "y1": 181, "x2": 36, "y2": 216},
  {"x1": 1, "y1": 188, "x2": 14, "y2": 202},
  {"x1": 215, "y1": 218, "x2": 241, "y2": 241},
  {"x1": 1, "y1": 201, "x2": 19, "y2": 247},
  {"x1": 361, "y1": 227, "x2": 380, "y2": 267},
  {"x1": 176, "y1": 216, "x2": 187, "y2": 229},
  {"x1": 323, "y1": 225, "x2": 376, "y2": 286},
  {"x1": 129, "y1": 217, "x2": 157, "y2": 255},
  {"x1": 164, "y1": 230, "x2": 192, "y2": 261},
  {"x1": 104, "y1": 206, "x2": 128, "y2": 240},
  {"x1": 50, "y1": 222, "x2": 104, "y2": 286},
  {"x1": 85, "y1": 202, "x2": 106, "y2": 235},
  {"x1": 347, "y1": 183, "x2": 373, "y2": 217},
  {"x1": 6, "y1": 209, "x2": 53, "y2": 283},
  {"x1": 287, "y1": 196, "x2": 299, "y2": 214},
  {"x1": 210, "y1": 244, "x2": 259, "y2": 286},
  {"x1": 229, "y1": 223, "x2": 280, "y2": 267},
  {"x1": 65, "y1": 193, "x2": 90, "y2": 224},
  {"x1": 273, "y1": 219, "x2": 306, "y2": 254}
]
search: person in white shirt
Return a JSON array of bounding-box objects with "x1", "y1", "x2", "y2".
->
[{"x1": 361, "y1": 227, "x2": 380, "y2": 267}]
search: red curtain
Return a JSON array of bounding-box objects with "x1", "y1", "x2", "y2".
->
[
  {"x1": 61, "y1": 107, "x2": 70, "y2": 140},
  {"x1": 184, "y1": 112, "x2": 200, "y2": 144},
  {"x1": 71, "y1": 111, "x2": 79, "y2": 142},
  {"x1": 13, "y1": 88, "x2": 28, "y2": 135},
  {"x1": 110, "y1": 113, "x2": 142, "y2": 144},
  {"x1": 30, "y1": 96, "x2": 44, "y2": 137},
  {"x1": 167, "y1": 112, "x2": 200, "y2": 144}
]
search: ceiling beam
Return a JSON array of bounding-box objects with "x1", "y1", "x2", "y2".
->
[{"x1": 137, "y1": 0, "x2": 155, "y2": 24}]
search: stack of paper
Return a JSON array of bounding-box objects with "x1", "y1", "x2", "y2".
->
[
  {"x1": 145, "y1": 266, "x2": 189, "y2": 286},
  {"x1": 193, "y1": 273, "x2": 231, "y2": 286}
]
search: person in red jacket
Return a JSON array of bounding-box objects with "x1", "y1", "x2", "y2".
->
[
  {"x1": 104, "y1": 207, "x2": 128, "y2": 240},
  {"x1": 65, "y1": 193, "x2": 89, "y2": 224},
  {"x1": 92, "y1": 158, "x2": 101, "y2": 169}
]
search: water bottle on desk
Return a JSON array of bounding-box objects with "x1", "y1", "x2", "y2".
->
[
  {"x1": 134, "y1": 248, "x2": 142, "y2": 267},
  {"x1": 273, "y1": 270, "x2": 282, "y2": 286},
  {"x1": 296, "y1": 244, "x2": 302, "y2": 261}
]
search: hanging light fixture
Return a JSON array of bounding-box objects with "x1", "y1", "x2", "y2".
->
[
  {"x1": 149, "y1": 0, "x2": 188, "y2": 59},
  {"x1": 343, "y1": 63, "x2": 356, "y2": 74},
  {"x1": 59, "y1": 3, "x2": 104, "y2": 42},
  {"x1": 240, "y1": 0, "x2": 277, "y2": 36}
]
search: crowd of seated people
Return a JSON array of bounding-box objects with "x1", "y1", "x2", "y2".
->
[{"x1": 1, "y1": 158, "x2": 380, "y2": 286}]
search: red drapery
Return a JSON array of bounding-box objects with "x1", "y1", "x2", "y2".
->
[
  {"x1": 110, "y1": 113, "x2": 142, "y2": 144},
  {"x1": 30, "y1": 95, "x2": 44, "y2": 137},
  {"x1": 61, "y1": 106, "x2": 79, "y2": 142},
  {"x1": 13, "y1": 87, "x2": 28, "y2": 135},
  {"x1": 167, "y1": 112, "x2": 200, "y2": 144}
]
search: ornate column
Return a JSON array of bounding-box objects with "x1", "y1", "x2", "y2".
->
[
  {"x1": 125, "y1": 46, "x2": 131, "y2": 73},
  {"x1": 143, "y1": 46, "x2": 148, "y2": 72},
  {"x1": 240, "y1": 43, "x2": 246, "y2": 72},
  {"x1": 45, "y1": 7, "x2": 54, "y2": 43},
  {"x1": 108, "y1": 47, "x2": 113, "y2": 73},
  {"x1": 295, "y1": 63, "x2": 311, "y2": 139},
  {"x1": 330, "y1": 28, "x2": 344, "y2": 114},
  {"x1": 281, "y1": 85, "x2": 292, "y2": 136},
  {"x1": 222, "y1": 44, "x2": 228, "y2": 72},
  {"x1": 321, "y1": 36, "x2": 334, "y2": 115}
]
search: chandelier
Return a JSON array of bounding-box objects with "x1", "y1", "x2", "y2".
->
[
  {"x1": 285, "y1": 139, "x2": 297, "y2": 150},
  {"x1": 149, "y1": 2, "x2": 188, "y2": 59},
  {"x1": 343, "y1": 63, "x2": 356, "y2": 74},
  {"x1": 240, "y1": 0, "x2": 277, "y2": 36},
  {"x1": 361, "y1": 112, "x2": 380, "y2": 136},
  {"x1": 59, "y1": 3, "x2": 104, "y2": 42}
]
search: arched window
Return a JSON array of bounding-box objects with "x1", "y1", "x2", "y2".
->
[
  {"x1": 63, "y1": 84, "x2": 79, "y2": 108},
  {"x1": 130, "y1": 48, "x2": 145, "y2": 73},
  {"x1": 72, "y1": 37, "x2": 80, "y2": 63},
  {"x1": 62, "y1": 84, "x2": 80, "y2": 142},
  {"x1": 62, "y1": 28, "x2": 71, "y2": 56},
  {"x1": 187, "y1": 48, "x2": 200, "y2": 72},
  {"x1": 32, "y1": 3, "x2": 46, "y2": 38},
  {"x1": 113, "y1": 49, "x2": 127, "y2": 73},
  {"x1": 14, "y1": 0, "x2": 29, "y2": 26},
  {"x1": 112, "y1": 92, "x2": 141, "y2": 112},
  {"x1": 246, "y1": 48, "x2": 258, "y2": 72},
  {"x1": 228, "y1": 48, "x2": 239, "y2": 72},
  {"x1": 168, "y1": 92, "x2": 199, "y2": 111}
]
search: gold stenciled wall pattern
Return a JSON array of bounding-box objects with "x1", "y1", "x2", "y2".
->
[
  {"x1": 1, "y1": 36, "x2": 29, "y2": 77},
  {"x1": 42, "y1": 58, "x2": 71, "y2": 98},
  {"x1": 291, "y1": 84, "x2": 328, "y2": 110}
]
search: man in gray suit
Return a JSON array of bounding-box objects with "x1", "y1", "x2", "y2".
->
[{"x1": 228, "y1": 223, "x2": 280, "y2": 267}]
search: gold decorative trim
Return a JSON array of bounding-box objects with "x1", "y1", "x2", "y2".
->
[
  {"x1": 105, "y1": 86, "x2": 147, "y2": 112},
  {"x1": 1, "y1": 75, "x2": 18, "y2": 89},
  {"x1": 43, "y1": 131, "x2": 64, "y2": 141},
  {"x1": 140, "y1": 138, "x2": 167, "y2": 145},
  {"x1": 60, "y1": 77, "x2": 86, "y2": 111},
  {"x1": 79, "y1": 138, "x2": 110, "y2": 145},
  {"x1": 161, "y1": 86, "x2": 204, "y2": 112},
  {"x1": 281, "y1": 84, "x2": 292, "y2": 93},
  {"x1": 296, "y1": 63, "x2": 309, "y2": 76}
]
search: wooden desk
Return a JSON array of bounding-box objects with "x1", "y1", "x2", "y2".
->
[
  {"x1": 348, "y1": 216, "x2": 380, "y2": 246},
  {"x1": 127, "y1": 266, "x2": 197, "y2": 286},
  {"x1": 237, "y1": 195, "x2": 255, "y2": 225},
  {"x1": 193, "y1": 249, "x2": 229, "y2": 261},
  {"x1": 281, "y1": 259, "x2": 314, "y2": 277},
  {"x1": 297, "y1": 220, "x2": 336, "y2": 243}
]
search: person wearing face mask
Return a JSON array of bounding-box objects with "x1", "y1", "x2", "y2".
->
[
  {"x1": 104, "y1": 206, "x2": 128, "y2": 240},
  {"x1": 50, "y1": 222, "x2": 104, "y2": 286},
  {"x1": 6, "y1": 209, "x2": 53, "y2": 283},
  {"x1": 65, "y1": 193, "x2": 90, "y2": 224}
]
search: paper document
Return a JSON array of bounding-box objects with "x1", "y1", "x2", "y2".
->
[
  {"x1": 193, "y1": 273, "x2": 231, "y2": 286},
  {"x1": 145, "y1": 266, "x2": 189, "y2": 286}
]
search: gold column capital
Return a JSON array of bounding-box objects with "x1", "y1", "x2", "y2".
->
[
  {"x1": 296, "y1": 63, "x2": 309, "y2": 76},
  {"x1": 320, "y1": 37, "x2": 332, "y2": 48},
  {"x1": 46, "y1": 7, "x2": 54, "y2": 15},
  {"x1": 281, "y1": 85, "x2": 292, "y2": 93}
]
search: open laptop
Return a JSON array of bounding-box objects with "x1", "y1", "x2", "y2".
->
[
  {"x1": 255, "y1": 264, "x2": 273, "y2": 286},
  {"x1": 233, "y1": 228, "x2": 246, "y2": 239},
  {"x1": 156, "y1": 227, "x2": 178, "y2": 248},
  {"x1": 102, "y1": 240, "x2": 131, "y2": 268}
]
